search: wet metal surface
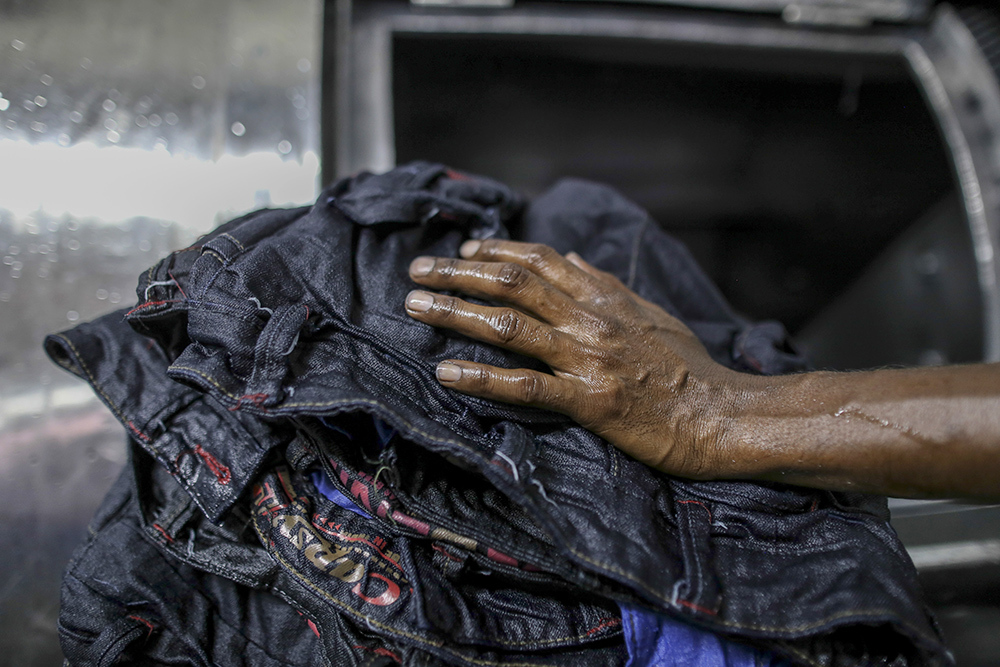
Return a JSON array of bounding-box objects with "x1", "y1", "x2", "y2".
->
[{"x1": 0, "y1": 1, "x2": 321, "y2": 663}]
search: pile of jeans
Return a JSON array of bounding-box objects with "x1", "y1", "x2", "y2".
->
[{"x1": 47, "y1": 163, "x2": 952, "y2": 666}]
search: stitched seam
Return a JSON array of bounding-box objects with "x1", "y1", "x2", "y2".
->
[
  {"x1": 252, "y1": 520, "x2": 618, "y2": 655},
  {"x1": 220, "y1": 232, "x2": 247, "y2": 253},
  {"x1": 173, "y1": 367, "x2": 930, "y2": 641},
  {"x1": 171, "y1": 365, "x2": 488, "y2": 463}
]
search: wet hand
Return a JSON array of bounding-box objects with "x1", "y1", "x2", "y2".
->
[{"x1": 404, "y1": 239, "x2": 748, "y2": 477}]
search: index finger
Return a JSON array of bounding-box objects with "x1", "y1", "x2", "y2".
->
[{"x1": 459, "y1": 240, "x2": 602, "y2": 301}]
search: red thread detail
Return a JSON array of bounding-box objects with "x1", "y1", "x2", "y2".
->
[
  {"x1": 306, "y1": 619, "x2": 320, "y2": 638},
  {"x1": 128, "y1": 614, "x2": 155, "y2": 637},
  {"x1": 433, "y1": 545, "x2": 462, "y2": 562},
  {"x1": 151, "y1": 523, "x2": 174, "y2": 543},
  {"x1": 229, "y1": 393, "x2": 269, "y2": 411},
  {"x1": 194, "y1": 444, "x2": 231, "y2": 484},
  {"x1": 309, "y1": 521, "x2": 405, "y2": 573},
  {"x1": 486, "y1": 548, "x2": 518, "y2": 567},
  {"x1": 809, "y1": 498, "x2": 819, "y2": 512},
  {"x1": 304, "y1": 304, "x2": 310, "y2": 319},
  {"x1": 677, "y1": 599, "x2": 718, "y2": 616},
  {"x1": 585, "y1": 617, "x2": 622, "y2": 636},
  {"x1": 391, "y1": 510, "x2": 430, "y2": 536},
  {"x1": 353, "y1": 646, "x2": 402, "y2": 664},
  {"x1": 678, "y1": 500, "x2": 713, "y2": 523},
  {"x1": 126, "y1": 421, "x2": 150, "y2": 442},
  {"x1": 167, "y1": 271, "x2": 188, "y2": 299},
  {"x1": 445, "y1": 169, "x2": 470, "y2": 181},
  {"x1": 126, "y1": 300, "x2": 180, "y2": 316}
]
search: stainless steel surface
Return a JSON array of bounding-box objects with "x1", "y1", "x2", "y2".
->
[{"x1": 0, "y1": 1, "x2": 321, "y2": 663}]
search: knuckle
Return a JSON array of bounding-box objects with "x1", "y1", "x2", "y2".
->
[
  {"x1": 524, "y1": 244, "x2": 554, "y2": 267},
  {"x1": 436, "y1": 258, "x2": 460, "y2": 278},
  {"x1": 492, "y1": 308, "x2": 525, "y2": 344},
  {"x1": 495, "y1": 262, "x2": 531, "y2": 293},
  {"x1": 515, "y1": 374, "x2": 543, "y2": 403}
]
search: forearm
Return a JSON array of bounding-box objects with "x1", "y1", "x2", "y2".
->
[{"x1": 712, "y1": 364, "x2": 1000, "y2": 500}]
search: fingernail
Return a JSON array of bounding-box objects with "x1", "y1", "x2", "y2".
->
[
  {"x1": 459, "y1": 240, "x2": 481, "y2": 258},
  {"x1": 436, "y1": 362, "x2": 462, "y2": 382},
  {"x1": 406, "y1": 290, "x2": 434, "y2": 312},
  {"x1": 566, "y1": 252, "x2": 584, "y2": 268},
  {"x1": 410, "y1": 256, "x2": 435, "y2": 276}
]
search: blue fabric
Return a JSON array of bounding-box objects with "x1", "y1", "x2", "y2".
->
[
  {"x1": 309, "y1": 469, "x2": 370, "y2": 518},
  {"x1": 620, "y1": 604, "x2": 790, "y2": 667}
]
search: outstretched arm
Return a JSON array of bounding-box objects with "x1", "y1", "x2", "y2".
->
[{"x1": 403, "y1": 239, "x2": 1000, "y2": 501}]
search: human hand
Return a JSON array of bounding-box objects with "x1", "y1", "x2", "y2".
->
[{"x1": 404, "y1": 239, "x2": 750, "y2": 478}]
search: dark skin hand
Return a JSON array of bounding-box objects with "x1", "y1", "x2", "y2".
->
[{"x1": 404, "y1": 239, "x2": 1000, "y2": 501}]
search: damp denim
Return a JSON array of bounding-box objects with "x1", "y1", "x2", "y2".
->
[
  {"x1": 49, "y1": 163, "x2": 951, "y2": 666},
  {"x1": 48, "y1": 311, "x2": 626, "y2": 667}
]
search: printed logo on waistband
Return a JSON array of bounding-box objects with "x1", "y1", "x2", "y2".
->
[{"x1": 252, "y1": 467, "x2": 411, "y2": 609}]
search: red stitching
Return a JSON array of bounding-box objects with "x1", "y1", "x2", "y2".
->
[
  {"x1": 229, "y1": 393, "x2": 269, "y2": 411},
  {"x1": 151, "y1": 523, "x2": 174, "y2": 543},
  {"x1": 677, "y1": 599, "x2": 718, "y2": 616},
  {"x1": 194, "y1": 444, "x2": 231, "y2": 484},
  {"x1": 353, "y1": 646, "x2": 401, "y2": 664},
  {"x1": 677, "y1": 500, "x2": 713, "y2": 523},
  {"x1": 167, "y1": 271, "x2": 187, "y2": 299},
  {"x1": 433, "y1": 545, "x2": 462, "y2": 562},
  {"x1": 128, "y1": 614, "x2": 155, "y2": 637},
  {"x1": 585, "y1": 617, "x2": 621, "y2": 636},
  {"x1": 125, "y1": 300, "x2": 180, "y2": 316},
  {"x1": 126, "y1": 421, "x2": 150, "y2": 442},
  {"x1": 306, "y1": 619, "x2": 320, "y2": 638},
  {"x1": 809, "y1": 498, "x2": 819, "y2": 512}
]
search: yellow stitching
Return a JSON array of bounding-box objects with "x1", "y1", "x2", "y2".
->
[
  {"x1": 53, "y1": 334, "x2": 163, "y2": 457},
  {"x1": 170, "y1": 365, "x2": 486, "y2": 460},
  {"x1": 220, "y1": 232, "x2": 246, "y2": 252},
  {"x1": 203, "y1": 248, "x2": 226, "y2": 264},
  {"x1": 252, "y1": 520, "x2": 618, "y2": 658},
  {"x1": 178, "y1": 364, "x2": 930, "y2": 642}
]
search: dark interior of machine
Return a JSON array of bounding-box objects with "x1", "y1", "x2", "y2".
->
[{"x1": 393, "y1": 35, "x2": 978, "y2": 369}]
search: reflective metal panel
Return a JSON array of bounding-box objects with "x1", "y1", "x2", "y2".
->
[{"x1": 0, "y1": 1, "x2": 321, "y2": 663}]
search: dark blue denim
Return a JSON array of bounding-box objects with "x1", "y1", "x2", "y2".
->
[
  {"x1": 54, "y1": 163, "x2": 951, "y2": 666},
  {"x1": 47, "y1": 312, "x2": 626, "y2": 667}
]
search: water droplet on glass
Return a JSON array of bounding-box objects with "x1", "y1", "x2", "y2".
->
[
  {"x1": 231, "y1": 121, "x2": 245, "y2": 137},
  {"x1": 0, "y1": 98, "x2": 9, "y2": 112},
  {"x1": 165, "y1": 112, "x2": 178, "y2": 126},
  {"x1": 96, "y1": 289, "x2": 108, "y2": 300},
  {"x1": 148, "y1": 113, "x2": 162, "y2": 127},
  {"x1": 278, "y1": 140, "x2": 292, "y2": 154},
  {"x1": 9, "y1": 246, "x2": 19, "y2": 255},
  {"x1": 40, "y1": 74, "x2": 53, "y2": 86},
  {"x1": 67, "y1": 220, "x2": 78, "y2": 231},
  {"x1": 11, "y1": 39, "x2": 25, "y2": 51},
  {"x1": 102, "y1": 99, "x2": 116, "y2": 112},
  {"x1": 191, "y1": 75, "x2": 206, "y2": 90},
  {"x1": 67, "y1": 310, "x2": 79, "y2": 322},
  {"x1": 22, "y1": 99, "x2": 35, "y2": 111},
  {"x1": 10, "y1": 268, "x2": 21, "y2": 279},
  {"x1": 3, "y1": 256, "x2": 13, "y2": 265},
  {"x1": 37, "y1": 266, "x2": 48, "y2": 278},
  {"x1": 297, "y1": 58, "x2": 311, "y2": 73},
  {"x1": 296, "y1": 108, "x2": 308, "y2": 121},
  {"x1": 27, "y1": 244, "x2": 37, "y2": 254},
  {"x1": 5, "y1": 119, "x2": 16, "y2": 130},
  {"x1": 10, "y1": 260, "x2": 22, "y2": 271},
  {"x1": 67, "y1": 239, "x2": 81, "y2": 251},
  {"x1": 104, "y1": 118, "x2": 117, "y2": 130},
  {"x1": 33, "y1": 95, "x2": 46, "y2": 107},
  {"x1": 138, "y1": 240, "x2": 151, "y2": 252},
  {"x1": 58, "y1": 133, "x2": 70, "y2": 146},
  {"x1": 136, "y1": 96, "x2": 152, "y2": 113},
  {"x1": 80, "y1": 57, "x2": 92, "y2": 70},
  {"x1": 135, "y1": 115, "x2": 148, "y2": 128},
  {"x1": 0, "y1": 293, "x2": 9, "y2": 303},
  {"x1": 107, "y1": 130, "x2": 120, "y2": 143},
  {"x1": 69, "y1": 110, "x2": 83, "y2": 123},
  {"x1": 30, "y1": 121, "x2": 46, "y2": 132},
  {"x1": 109, "y1": 291, "x2": 122, "y2": 304}
]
